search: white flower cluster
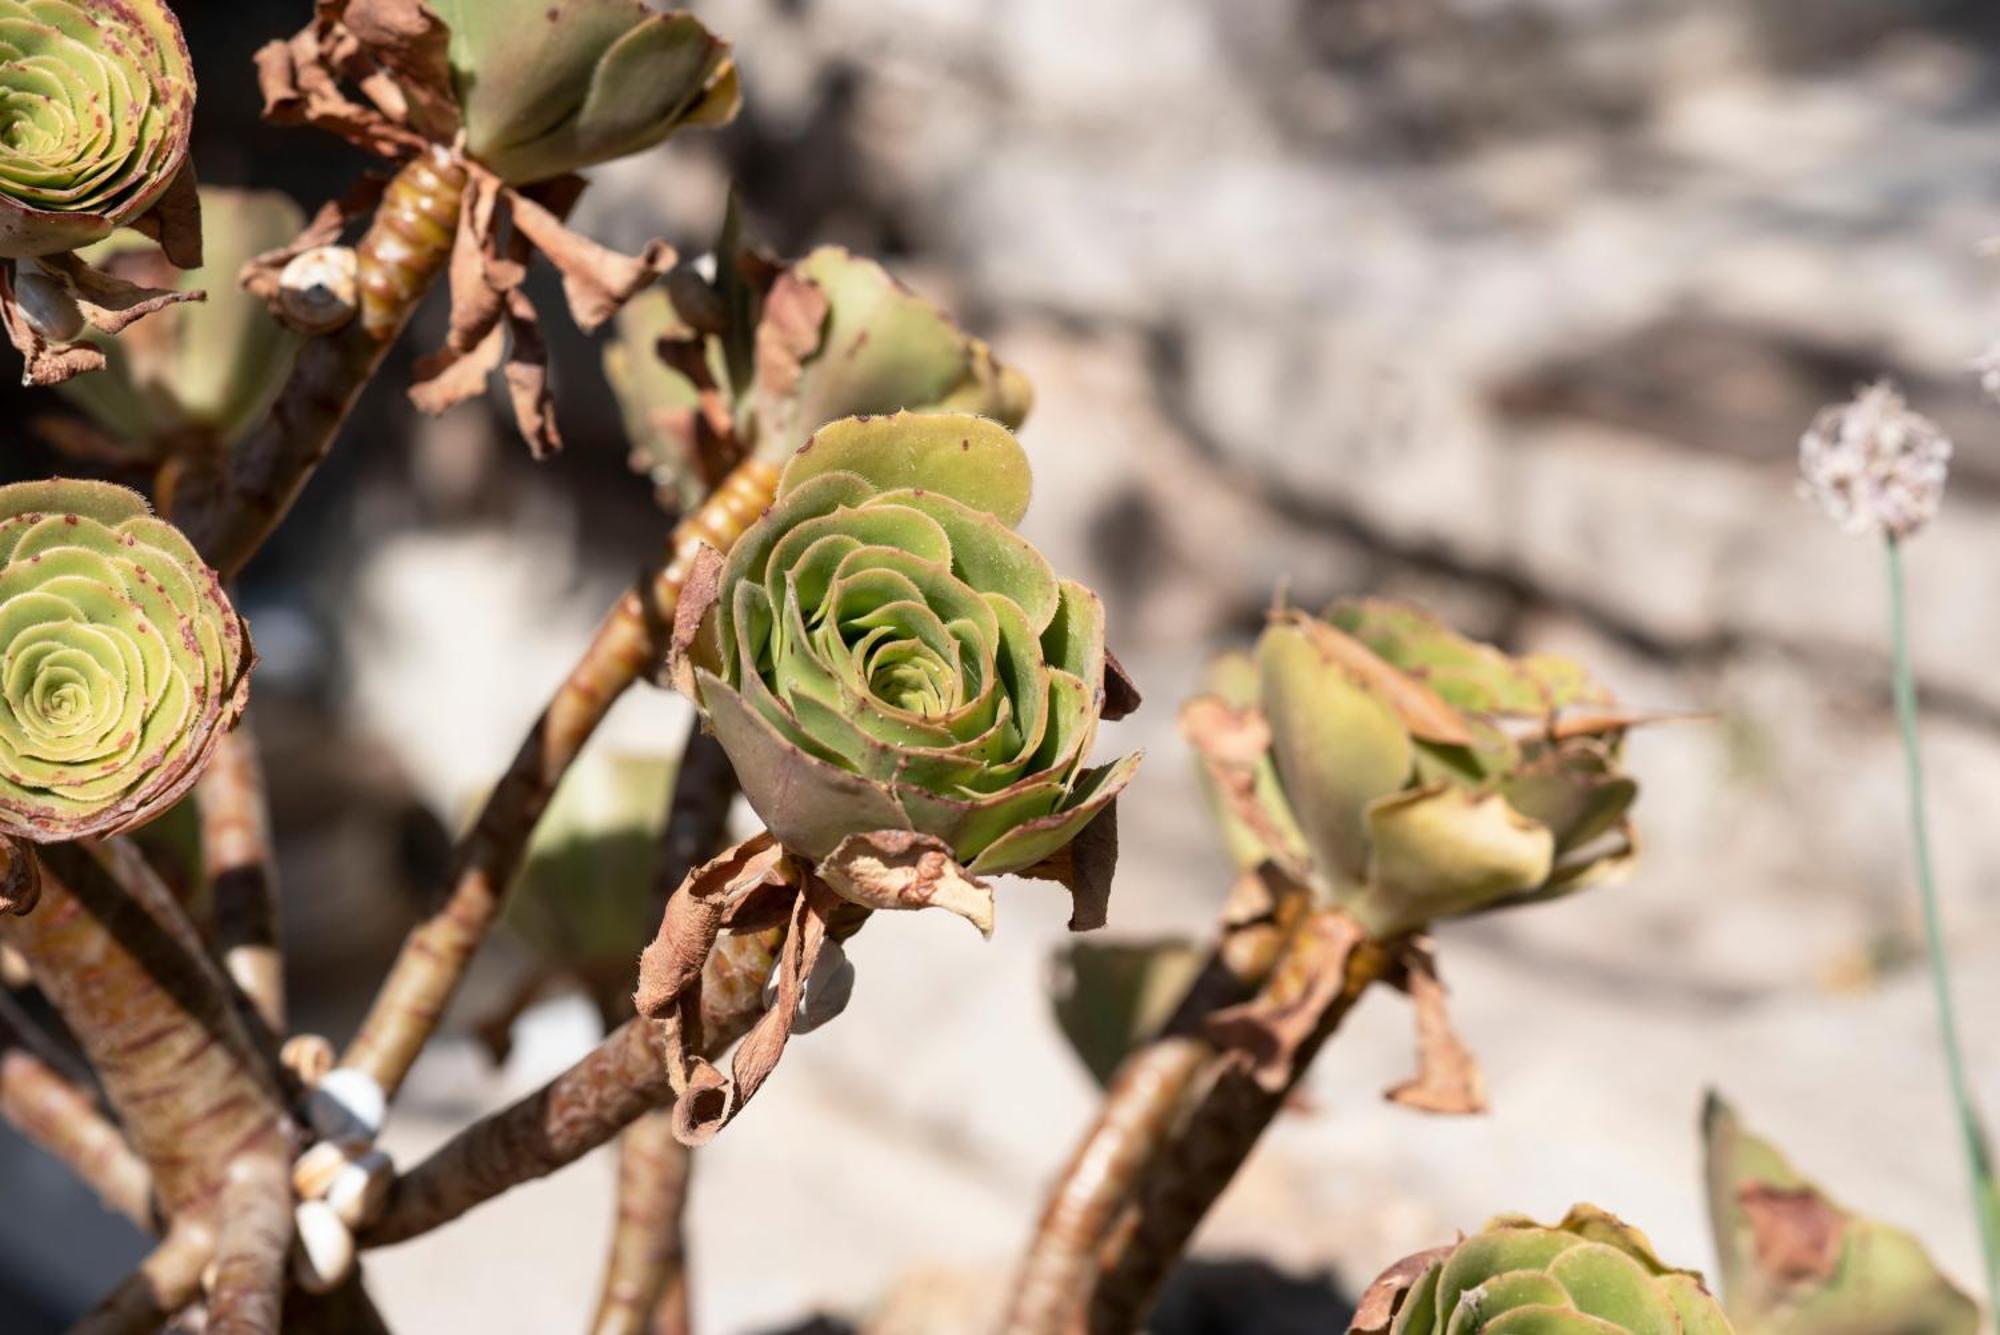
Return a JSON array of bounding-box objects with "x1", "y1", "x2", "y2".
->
[{"x1": 1799, "y1": 381, "x2": 1951, "y2": 540}]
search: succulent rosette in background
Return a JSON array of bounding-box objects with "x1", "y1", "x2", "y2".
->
[
  {"x1": 0, "y1": 479, "x2": 251, "y2": 845},
  {"x1": 682, "y1": 411, "x2": 1137, "y2": 932},
  {"x1": 54, "y1": 188, "x2": 306, "y2": 465},
  {"x1": 608, "y1": 243, "x2": 1033, "y2": 516},
  {"x1": 1703, "y1": 1095, "x2": 1979, "y2": 1335},
  {"x1": 1351, "y1": 1205, "x2": 1736, "y2": 1335},
  {"x1": 0, "y1": 0, "x2": 204, "y2": 385},
  {"x1": 253, "y1": 0, "x2": 741, "y2": 455},
  {"x1": 1190, "y1": 599, "x2": 1640, "y2": 941}
]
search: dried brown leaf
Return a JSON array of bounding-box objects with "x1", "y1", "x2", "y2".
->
[
  {"x1": 341, "y1": 0, "x2": 458, "y2": 137},
  {"x1": 753, "y1": 269, "x2": 829, "y2": 407},
  {"x1": 0, "y1": 838, "x2": 40, "y2": 916},
  {"x1": 1350, "y1": 1244, "x2": 1457, "y2": 1335},
  {"x1": 1384, "y1": 940, "x2": 1486, "y2": 1116},
  {"x1": 815, "y1": 830, "x2": 994, "y2": 937},
  {"x1": 501, "y1": 288, "x2": 561, "y2": 457},
  {"x1": 634, "y1": 831, "x2": 790, "y2": 1020},
  {"x1": 128, "y1": 160, "x2": 204, "y2": 269},
  {"x1": 409, "y1": 319, "x2": 504, "y2": 415},
  {"x1": 664, "y1": 544, "x2": 725, "y2": 700},
  {"x1": 40, "y1": 254, "x2": 203, "y2": 336},
  {"x1": 1180, "y1": 694, "x2": 1306, "y2": 874},
  {"x1": 1103, "y1": 647, "x2": 1143, "y2": 721},
  {"x1": 1740, "y1": 1184, "x2": 1845, "y2": 1286},
  {"x1": 253, "y1": 23, "x2": 425, "y2": 160},
  {"x1": 0, "y1": 267, "x2": 103, "y2": 387},
  {"x1": 507, "y1": 190, "x2": 675, "y2": 333},
  {"x1": 1016, "y1": 799, "x2": 1120, "y2": 932},
  {"x1": 1204, "y1": 911, "x2": 1364, "y2": 1092}
]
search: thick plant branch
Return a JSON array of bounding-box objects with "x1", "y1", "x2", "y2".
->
[
  {"x1": 69, "y1": 1218, "x2": 213, "y2": 1335},
  {"x1": 205, "y1": 1142, "x2": 295, "y2": 1335},
  {"x1": 2, "y1": 842, "x2": 290, "y2": 1218},
  {"x1": 173, "y1": 150, "x2": 462, "y2": 579},
  {"x1": 342, "y1": 458, "x2": 782, "y2": 1101},
  {"x1": 364, "y1": 925, "x2": 782, "y2": 1246},
  {"x1": 1080, "y1": 913, "x2": 1395, "y2": 1331},
  {"x1": 590, "y1": 1110, "x2": 694, "y2": 1335},
  {"x1": 0, "y1": 994, "x2": 155, "y2": 1232},
  {"x1": 1005, "y1": 872, "x2": 1306, "y2": 1332},
  {"x1": 198, "y1": 723, "x2": 285, "y2": 1034}
]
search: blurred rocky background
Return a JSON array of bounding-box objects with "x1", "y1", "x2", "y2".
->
[{"x1": 7, "y1": 0, "x2": 2000, "y2": 1330}]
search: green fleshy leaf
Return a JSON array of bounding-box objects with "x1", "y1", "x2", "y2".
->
[{"x1": 778, "y1": 412, "x2": 1032, "y2": 528}]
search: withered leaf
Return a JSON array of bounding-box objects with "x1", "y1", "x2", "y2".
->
[
  {"x1": 507, "y1": 189, "x2": 675, "y2": 334},
  {"x1": 0, "y1": 838, "x2": 40, "y2": 916},
  {"x1": 1204, "y1": 911, "x2": 1364, "y2": 1093},
  {"x1": 752, "y1": 268, "x2": 829, "y2": 409},
  {"x1": 128, "y1": 160, "x2": 204, "y2": 269},
  {"x1": 635, "y1": 831, "x2": 791, "y2": 1019},
  {"x1": 1350, "y1": 1244, "x2": 1457, "y2": 1335},
  {"x1": 1739, "y1": 1184, "x2": 1845, "y2": 1286},
  {"x1": 815, "y1": 830, "x2": 994, "y2": 937},
  {"x1": 664, "y1": 543, "x2": 725, "y2": 700},
  {"x1": 40, "y1": 254, "x2": 203, "y2": 336},
  {"x1": 501, "y1": 287, "x2": 561, "y2": 457},
  {"x1": 1278, "y1": 610, "x2": 1475, "y2": 747},
  {"x1": 1103, "y1": 648, "x2": 1142, "y2": 721},
  {"x1": 1384, "y1": 939, "x2": 1486, "y2": 1116},
  {"x1": 0, "y1": 266, "x2": 102, "y2": 387},
  {"x1": 1017, "y1": 799, "x2": 1120, "y2": 932}
]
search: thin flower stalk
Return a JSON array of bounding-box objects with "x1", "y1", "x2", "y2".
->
[
  {"x1": 198, "y1": 721, "x2": 285, "y2": 1034},
  {"x1": 1887, "y1": 536, "x2": 2000, "y2": 1319},
  {"x1": 342, "y1": 460, "x2": 782, "y2": 1100},
  {"x1": 204, "y1": 1144, "x2": 296, "y2": 1335},
  {"x1": 590, "y1": 1110, "x2": 695, "y2": 1335},
  {"x1": 364, "y1": 925, "x2": 782, "y2": 1246},
  {"x1": 0, "y1": 992, "x2": 156, "y2": 1232}
]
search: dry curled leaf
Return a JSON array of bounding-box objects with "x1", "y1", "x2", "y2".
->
[
  {"x1": 1384, "y1": 939, "x2": 1486, "y2": 1116},
  {"x1": 752, "y1": 268, "x2": 830, "y2": 408},
  {"x1": 1739, "y1": 1184, "x2": 1845, "y2": 1286},
  {"x1": 634, "y1": 831, "x2": 791, "y2": 1021},
  {"x1": 1204, "y1": 911, "x2": 1364, "y2": 1093},
  {"x1": 1181, "y1": 693, "x2": 1305, "y2": 874},
  {"x1": 253, "y1": 1, "x2": 439, "y2": 161},
  {"x1": 127, "y1": 160, "x2": 205, "y2": 270},
  {"x1": 1103, "y1": 648, "x2": 1142, "y2": 721},
  {"x1": 1350, "y1": 1243, "x2": 1457, "y2": 1335},
  {"x1": 40, "y1": 253, "x2": 203, "y2": 336},
  {"x1": 664, "y1": 543, "x2": 725, "y2": 700},
  {"x1": 1016, "y1": 799, "x2": 1120, "y2": 932},
  {"x1": 814, "y1": 830, "x2": 995, "y2": 937},
  {"x1": 0, "y1": 838, "x2": 39, "y2": 916},
  {"x1": 507, "y1": 190, "x2": 674, "y2": 333}
]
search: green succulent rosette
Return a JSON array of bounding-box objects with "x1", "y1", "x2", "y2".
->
[
  {"x1": 0, "y1": 0, "x2": 196, "y2": 259},
  {"x1": 424, "y1": 0, "x2": 737, "y2": 186},
  {"x1": 0, "y1": 478, "x2": 250, "y2": 840},
  {"x1": 689, "y1": 410, "x2": 1137, "y2": 899},
  {"x1": 1199, "y1": 599, "x2": 1638, "y2": 940},
  {"x1": 1703, "y1": 1094, "x2": 1979, "y2": 1335},
  {"x1": 1353, "y1": 1205, "x2": 1736, "y2": 1335},
  {"x1": 609, "y1": 244, "x2": 1034, "y2": 514},
  {"x1": 58, "y1": 188, "x2": 305, "y2": 452},
  {"x1": 504, "y1": 748, "x2": 675, "y2": 982}
]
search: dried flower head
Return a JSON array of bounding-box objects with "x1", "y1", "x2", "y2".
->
[{"x1": 1798, "y1": 381, "x2": 1950, "y2": 540}]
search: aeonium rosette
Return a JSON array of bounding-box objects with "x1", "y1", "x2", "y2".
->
[
  {"x1": 1351, "y1": 1205, "x2": 1735, "y2": 1335},
  {"x1": 0, "y1": 479, "x2": 251, "y2": 894},
  {"x1": 683, "y1": 410, "x2": 1139, "y2": 930},
  {"x1": 0, "y1": 0, "x2": 206, "y2": 386},
  {"x1": 1188, "y1": 599, "x2": 1642, "y2": 942}
]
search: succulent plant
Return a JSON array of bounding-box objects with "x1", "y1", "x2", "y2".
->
[
  {"x1": 424, "y1": 0, "x2": 738, "y2": 186},
  {"x1": 0, "y1": 0, "x2": 197, "y2": 259},
  {"x1": 57, "y1": 188, "x2": 306, "y2": 453},
  {"x1": 1352, "y1": 1205, "x2": 1735, "y2": 1335},
  {"x1": 0, "y1": 479, "x2": 251, "y2": 841},
  {"x1": 687, "y1": 410, "x2": 1136, "y2": 893},
  {"x1": 1703, "y1": 1094, "x2": 1980, "y2": 1335},
  {"x1": 1194, "y1": 599, "x2": 1638, "y2": 940},
  {"x1": 609, "y1": 244, "x2": 1034, "y2": 514},
  {"x1": 503, "y1": 748, "x2": 676, "y2": 986}
]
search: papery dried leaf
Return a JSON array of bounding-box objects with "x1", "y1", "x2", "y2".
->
[
  {"x1": 1103, "y1": 648, "x2": 1142, "y2": 721},
  {"x1": 1384, "y1": 939, "x2": 1486, "y2": 1116},
  {"x1": 815, "y1": 830, "x2": 994, "y2": 937},
  {"x1": 1349, "y1": 1244, "x2": 1456, "y2": 1335},
  {"x1": 0, "y1": 838, "x2": 40, "y2": 916},
  {"x1": 1016, "y1": 798, "x2": 1119, "y2": 932},
  {"x1": 502, "y1": 288, "x2": 561, "y2": 456},
  {"x1": 254, "y1": 25, "x2": 426, "y2": 160},
  {"x1": 1204, "y1": 911, "x2": 1364, "y2": 1093},
  {"x1": 1181, "y1": 694, "x2": 1305, "y2": 875},
  {"x1": 40, "y1": 254, "x2": 203, "y2": 337},
  {"x1": 665, "y1": 544, "x2": 725, "y2": 701},
  {"x1": 1, "y1": 269, "x2": 103, "y2": 387},
  {"x1": 440, "y1": 167, "x2": 511, "y2": 354},
  {"x1": 409, "y1": 320, "x2": 505, "y2": 415},
  {"x1": 507, "y1": 189, "x2": 674, "y2": 333},
  {"x1": 634, "y1": 831, "x2": 790, "y2": 1019},
  {"x1": 129, "y1": 161, "x2": 205, "y2": 270},
  {"x1": 342, "y1": 0, "x2": 459, "y2": 136},
  {"x1": 1739, "y1": 1185, "x2": 1844, "y2": 1286},
  {"x1": 668, "y1": 880, "x2": 835, "y2": 1146},
  {"x1": 753, "y1": 269, "x2": 829, "y2": 406}
]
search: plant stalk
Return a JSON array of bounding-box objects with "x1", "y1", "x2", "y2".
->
[
  {"x1": 198, "y1": 721, "x2": 285, "y2": 1035},
  {"x1": 589, "y1": 1110, "x2": 694, "y2": 1335},
  {"x1": 1887, "y1": 536, "x2": 2000, "y2": 1322}
]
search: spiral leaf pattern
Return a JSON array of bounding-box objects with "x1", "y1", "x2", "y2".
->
[
  {"x1": 0, "y1": 0, "x2": 195, "y2": 258},
  {"x1": 0, "y1": 478, "x2": 249, "y2": 840}
]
